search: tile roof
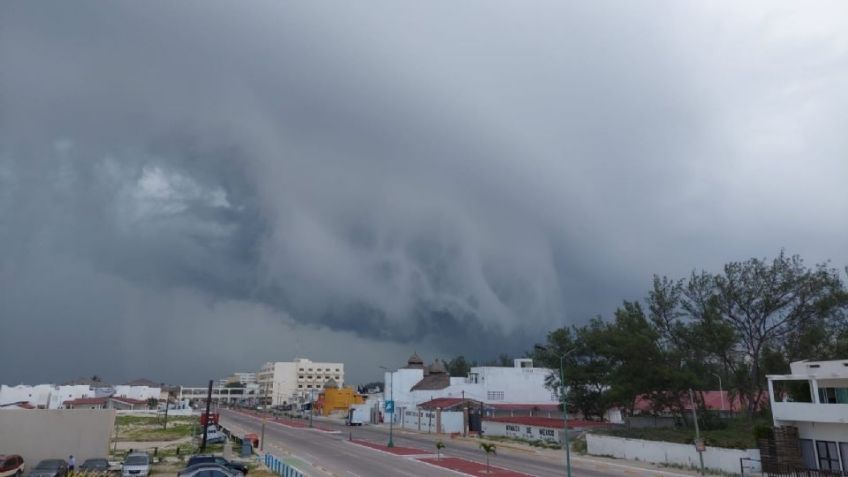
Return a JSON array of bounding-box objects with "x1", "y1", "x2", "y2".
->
[
  {"x1": 485, "y1": 403, "x2": 561, "y2": 412},
  {"x1": 63, "y1": 397, "x2": 108, "y2": 406},
  {"x1": 111, "y1": 397, "x2": 149, "y2": 405},
  {"x1": 418, "y1": 397, "x2": 482, "y2": 410},
  {"x1": 632, "y1": 390, "x2": 761, "y2": 413}
]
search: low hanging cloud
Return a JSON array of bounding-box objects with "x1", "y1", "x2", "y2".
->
[{"x1": 1, "y1": 1, "x2": 847, "y2": 383}]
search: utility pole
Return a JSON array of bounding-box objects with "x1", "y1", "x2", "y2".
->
[
  {"x1": 163, "y1": 394, "x2": 169, "y2": 430},
  {"x1": 535, "y1": 344, "x2": 573, "y2": 477},
  {"x1": 712, "y1": 373, "x2": 726, "y2": 412},
  {"x1": 260, "y1": 418, "x2": 266, "y2": 452},
  {"x1": 690, "y1": 388, "x2": 705, "y2": 475},
  {"x1": 201, "y1": 380, "x2": 213, "y2": 452},
  {"x1": 379, "y1": 366, "x2": 396, "y2": 448},
  {"x1": 309, "y1": 388, "x2": 314, "y2": 428}
]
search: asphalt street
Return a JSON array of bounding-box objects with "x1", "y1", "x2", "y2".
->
[{"x1": 221, "y1": 409, "x2": 696, "y2": 477}]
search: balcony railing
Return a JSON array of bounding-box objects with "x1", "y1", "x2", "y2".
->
[{"x1": 772, "y1": 402, "x2": 848, "y2": 424}]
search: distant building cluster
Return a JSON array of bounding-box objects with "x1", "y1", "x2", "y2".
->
[
  {"x1": 0, "y1": 378, "x2": 166, "y2": 410},
  {"x1": 179, "y1": 358, "x2": 345, "y2": 408}
]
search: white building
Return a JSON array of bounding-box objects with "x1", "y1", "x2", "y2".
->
[
  {"x1": 258, "y1": 358, "x2": 344, "y2": 406},
  {"x1": 384, "y1": 354, "x2": 559, "y2": 421},
  {"x1": 1, "y1": 382, "x2": 162, "y2": 409},
  {"x1": 227, "y1": 372, "x2": 257, "y2": 385},
  {"x1": 113, "y1": 385, "x2": 161, "y2": 401},
  {"x1": 768, "y1": 359, "x2": 848, "y2": 472},
  {"x1": 1, "y1": 384, "x2": 94, "y2": 409}
]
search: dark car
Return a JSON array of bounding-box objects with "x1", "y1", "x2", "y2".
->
[
  {"x1": 79, "y1": 458, "x2": 111, "y2": 474},
  {"x1": 185, "y1": 456, "x2": 247, "y2": 475},
  {"x1": 0, "y1": 455, "x2": 24, "y2": 477},
  {"x1": 29, "y1": 460, "x2": 68, "y2": 477},
  {"x1": 177, "y1": 464, "x2": 240, "y2": 477}
]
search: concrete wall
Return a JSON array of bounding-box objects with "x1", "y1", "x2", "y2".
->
[
  {"x1": 399, "y1": 409, "x2": 464, "y2": 434},
  {"x1": 0, "y1": 409, "x2": 116, "y2": 466},
  {"x1": 114, "y1": 385, "x2": 160, "y2": 401},
  {"x1": 586, "y1": 434, "x2": 761, "y2": 475},
  {"x1": 482, "y1": 420, "x2": 562, "y2": 443}
]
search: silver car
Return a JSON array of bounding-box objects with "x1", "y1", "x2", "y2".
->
[
  {"x1": 121, "y1": 453, "x2": 150, "y2": 477},
  {"x1": 177, "y1": 464, "x2": 242, "y2": 477}
]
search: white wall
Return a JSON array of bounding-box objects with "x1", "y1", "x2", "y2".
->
[
  {"x1": 792, "y1": 421, "x2": 848, "y2": 443},
  {"x1": 113, "y1": 385, "x2": 160, "y2": 401},
  {"x1": 586, "y1": 434, "x2": 761, "y2": 475},
  {"x1": 0, "y1": 409, "x2": 115, "y2": 466},
  {"x1": 482, "y1": 420, "x2": 562, "y2": 443},
  {"x1": 386, "y1": 363, "x2": 557, "y2": 411},
  {"x1": 1, "y1": 384, "x2": 56, "y2": 408},
  {"x1": 399, "y1": 409, "x2": 464, "y2": 434}
]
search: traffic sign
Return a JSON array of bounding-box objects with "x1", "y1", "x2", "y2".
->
[{"x1": 385, "y1": 400, "x2": 395, "y2": 414}]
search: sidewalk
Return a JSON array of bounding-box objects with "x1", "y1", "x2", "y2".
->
[{"x1": 362, "y1": 423, "x2": 721, "y2": 477}]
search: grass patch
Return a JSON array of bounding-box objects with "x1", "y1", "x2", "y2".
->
[
  {"x1": 123, "y1": 425, "x2": 195, "y2": 442},
  {"x1": 478, "y1": 435, "x2": 562, "y2": 450},
  {"x1": 596, "y1": 417, "x2": 769, "y2": 449}
]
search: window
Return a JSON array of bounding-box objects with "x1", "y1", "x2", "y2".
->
[
  {"x1": 841, "y1": 443, "x2": 848, "y2": 473},
  {"x1": 298, "y1": 385, "x2": 303, "y2": 388},
  {"x1": 817, "y1": 387, "x2": 848, "y2": 404},
  {"x1": 487, "y1": 391, "x2": 504, "y2": 401},
  {"x1": 817, "y1": 441, "x2": 840, "y2": 471}
]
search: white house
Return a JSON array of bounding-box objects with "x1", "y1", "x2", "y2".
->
[
  {"x1": 114, "y1": 385, "x2": 161, "y2": 401},
  {"x1": 0, "y1": 384, "x2": 56, "y2": 408},
  {"x1": 767, "y1": 359, "x2": 848, "y2": 472},
  {"x1": 384, "y1": 354, "x2": 559, "y2": 424}
]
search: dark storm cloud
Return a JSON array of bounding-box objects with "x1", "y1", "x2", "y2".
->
[{"x1": 1, "y1": 1, "x2": 847, "y2": 383}]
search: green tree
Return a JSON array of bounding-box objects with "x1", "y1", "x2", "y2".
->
[
  {"x1": 711, "y1": 252, "x2": 846, "y2": 413},
  {"x1": 479, "y1": 442, "x2": 496, "y2": 473},
  {"x1": 445, "y1": 356, "x2": 472, "y2": 377},
  {"x1": 435, "y1": 440, "x2": 445, "y2": 460}
]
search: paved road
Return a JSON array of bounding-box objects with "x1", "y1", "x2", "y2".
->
[{"x1": 221, "y1": 410, "x2": 694, "y2": 477}]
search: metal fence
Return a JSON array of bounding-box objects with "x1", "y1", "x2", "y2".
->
[
  {"x1": 264, "y1": 453, "x2": 307, "y2": 477},
  {"x1": 765, "y1": 466, "x2": 848, "y2": 477}
]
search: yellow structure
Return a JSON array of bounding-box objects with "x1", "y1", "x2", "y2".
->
[{"x1": 319, "y1": 379, "x2": 365, "y2": 416}]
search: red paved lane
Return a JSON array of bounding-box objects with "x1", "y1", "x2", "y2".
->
[
  {"x1": 350, "y1": 439, "x2": 431, "y2": 456},
  {"x1": 417, "y1": 456, "x2": 534, "y2": 477}
]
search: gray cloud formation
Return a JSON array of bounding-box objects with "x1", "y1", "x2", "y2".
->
[{"x1": 1, "y1": 1, "x2": 847, "y2": 384}]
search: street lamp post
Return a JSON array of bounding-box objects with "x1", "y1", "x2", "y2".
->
[
  {"x1": 380, "y1": 366, "x2": 395, "y2": 448},
  {"x1": 536, "y1": 345, "x2": 573, "y2": 477},
  {"x1": 712, "y1": 373, "x2": 726, "y2": 412},
  {"x1": 309, "y1": 388, "x2": 314, "y2": 428}
]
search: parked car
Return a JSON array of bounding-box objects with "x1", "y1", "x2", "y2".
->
[
  {"x1": 79, "y1": 458, "x2": 111, "y2": 474},
  {"x1": 186, "y1": 455, "x2": 247, "y2": 475},
  {"x1": 0, "y1": 455, "x2": 24, "y2": 477},
  {"x1": 121, "y1": 453, "x2": 150, "y2": 477},
  {"x1": 200, "y1": 425, "x2": 226, "y2": 444},
  {"x1": 177, "y1": 464, "x2": 241, "y2": 477},
  {"x1": 29, "y1": 460, "x2": 68, "y2": 477}
]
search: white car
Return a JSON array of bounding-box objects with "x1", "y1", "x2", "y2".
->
[
  {"x1": 122, "y1": 453, "x2": 150, "y2": 477},
  {"x1": 0, "y1": 455, "x2": 24, "y2": 477}
]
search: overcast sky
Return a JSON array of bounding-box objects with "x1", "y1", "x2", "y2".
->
[{"x1": 1, "y1": 1, "x2": 847, "y2": 386}]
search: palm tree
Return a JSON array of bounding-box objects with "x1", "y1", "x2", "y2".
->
[
  {"x1": 480, "y1": 442, "x2": 496, "y2": 474},
  {"x1": 435, "y1": 440, "x2": 445, "y2": 460}
]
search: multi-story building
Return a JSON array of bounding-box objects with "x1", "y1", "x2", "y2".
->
[
  {"x1": 258, "y1": 359, "x2": 344, "y2": 406},
  {"x1": 227, "y1": 372, "x2": 257, "y2": 386},
  {"x1": 767, "y1": 359, "x2": 848, "y2": 472},
  {"x1": 384, "y1": 354, "x2": 559, "y2": 421}
]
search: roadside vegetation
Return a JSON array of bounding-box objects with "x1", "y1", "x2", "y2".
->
[
  {"x1": 116, "y1": 415, "x2": 198, "y2": 442},
  {"x1": 595, "y1": 417, "x2": 771, "y2": 449}
]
